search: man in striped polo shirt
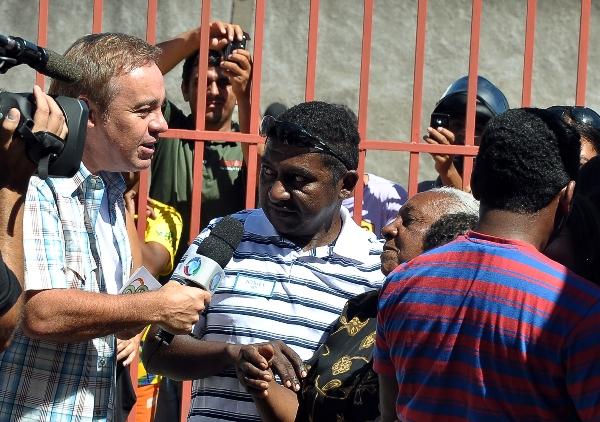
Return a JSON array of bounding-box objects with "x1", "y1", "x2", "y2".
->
[
  {"x1": 376, "y1": 108, "x2": 600, "y2": 421},
  {"x1": 143, "y1": 101, "x2": 385, "y2": 421}
]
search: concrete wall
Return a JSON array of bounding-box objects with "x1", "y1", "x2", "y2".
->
[{"x1": 2, "y1": 0, "x2": 599, "y2": 186}]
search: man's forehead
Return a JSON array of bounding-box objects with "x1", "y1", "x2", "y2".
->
[
  {"x1": 405, "y1": 191, "x2": 448, "y2": 214},
  {"x1": 263, "y1": 140, "x2": 324, "y2": 165}
]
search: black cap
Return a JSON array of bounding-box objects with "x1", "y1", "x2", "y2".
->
[{"x1": 433, "y1": 75, "x2": 509, "y2": 121}]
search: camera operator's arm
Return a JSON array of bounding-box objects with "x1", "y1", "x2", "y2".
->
[
  {"x1": 156, "y1": 21, "x2": 244, "y2": 75},
  {"x1": 0, "y1": 86, "x2": 67, "y2": 350}
]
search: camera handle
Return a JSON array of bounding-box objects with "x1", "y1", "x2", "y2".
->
[
  {"x1": 0, "y1": 56, "x2": 18, "y2": 74},
  {"x1": 18, "y1": 123, "x2": 64, "y2": 180}
]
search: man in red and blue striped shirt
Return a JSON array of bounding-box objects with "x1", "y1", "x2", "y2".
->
[{"x1": 375, "y1": 108, "x2": 600, "y2": 421}]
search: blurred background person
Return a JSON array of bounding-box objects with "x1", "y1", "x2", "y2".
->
[{"x1": 419, "y1": 75, "x2": 509, "y2": 192}]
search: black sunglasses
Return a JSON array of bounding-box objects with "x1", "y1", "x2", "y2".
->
[
  {"x1": 259, "y1": 115, "x2": 350, "y2": 169},
  {"x1": 547, "y1": 105, "x2": 600, "y2": 130}
]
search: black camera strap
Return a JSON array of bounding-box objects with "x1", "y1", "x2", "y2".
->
[{"x1": 19, "y1": 125, "x2": 64, "y2": 180}]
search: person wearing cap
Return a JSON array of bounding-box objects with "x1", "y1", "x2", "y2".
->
[
  {"x1": 142, "y1": 101, "x2": 385, "y2": 422},
  {"x1": 419, "y1": 75, "x2": 509, "y2": 192},
  {"x1": 376, "y1": 108, "x2": 600, "y2": 421},
  {"x1": 547, "y1": 105, "x2": 600, "y2": 166}
]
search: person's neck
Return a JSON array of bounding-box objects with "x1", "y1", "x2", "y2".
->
[
  {"x1": 197, "y1": 116, "x2": 232, "y2": 132},
  {"x1": 475, "y1": 207, "x2": 555, "y2": 251},
  {"x1": 289, "y1": 213, "x2": 343, "y2": 252}
]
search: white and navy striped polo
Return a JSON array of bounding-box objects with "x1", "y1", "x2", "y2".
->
[{"x1": 172, "y1": 207, "x2": 384, "y2": 422}]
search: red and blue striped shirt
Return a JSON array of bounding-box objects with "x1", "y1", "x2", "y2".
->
[{"x1": 375, "y1": 231, "x2": 600, "y2": 421}]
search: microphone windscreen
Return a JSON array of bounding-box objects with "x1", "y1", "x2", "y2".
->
[
  {"x1": 197, "y1": 216, "x2": 244, "y2": 268},
  {"x1": 44, "y1": 49, "x2": 82, "y2": 83}
]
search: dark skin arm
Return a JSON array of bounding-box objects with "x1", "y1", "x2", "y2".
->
[
  {"x1": 142, "y1": 324, "x2": 307, "y2": 387},
  {"x1": 141, "y1": 325, "x2": 241, "y2": 380},
  {"x1": 379, "y1": 373, "x2": 399, "y2": 422},
  {"x1": 235, "y1": 343, "x2": 301, "y2": 422}
]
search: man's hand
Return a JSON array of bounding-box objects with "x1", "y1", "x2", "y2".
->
[
  {"x1": 209, "y1": 21, "x2": 245, "y2": 51},
  {"x1": 423, "y1": 126, "x2": 464, "y2": 189},
  {"x1": 156, "y1": 21, "x2": 246, "y2": 75},
  {"x1": 221, "y1": 48, "x2": 252, "y2": 100},
  {"x1": 236, "y1": 340, "x2": 306, "y2": 395},
  {"x1": 0, "y1": 85, "x2": 67, "y2": 191},
  {"x1": 236, "y1": 343, "x2": 274, "y2": 398},
  {"x1": 155, "y1": 281, "x2": 211, "y2": 335},
  {"x1": 116, "y1": 333, "x2": 141, "y2": 366}
]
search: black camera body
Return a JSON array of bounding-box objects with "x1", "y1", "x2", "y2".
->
[
  {"x1": 222, "y1": 33, "x2": 249, "y2": 59},
  {"x1": 430, "y1": 112, "x2": 450, "y2": 129},
  {"x1": 0, "y1": 92, "x2": 88, "y2": 178}
]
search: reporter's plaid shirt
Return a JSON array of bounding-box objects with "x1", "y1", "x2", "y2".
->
[{"x1": 0, "y1": 164, "x2": 131, "y2": 422}]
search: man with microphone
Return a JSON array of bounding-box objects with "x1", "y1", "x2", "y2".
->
[{"x1": 0, "y1": 33, "x2": 218, "y2": 422}]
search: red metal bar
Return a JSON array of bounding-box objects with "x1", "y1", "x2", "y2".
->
[
  {"x1": 407, "y1": 0, "x2": 428, "y2": 197},
  {"x1": 135, "y1": 0, "x2": 160, "y2": 241},
  {"x1": 521, "y1": 0, "x2": 537, "y2": 107},
  {"x1": 364, "y1": 140, "x2": 479, "y2": 155},
  {"x1": 187, "y1": 0, "x2": 212, "y2": 249},
  {"x1": 162, "y1": 129, "x2": 263, "y2": 143},
  {"x1": 35, "y1": 0, "x2": 50, "y2": 88},
  {"x1": 181, "y1": 2, "x2": 213, "y2": 418},
  {"x1": 146, "y1": 0, "x2": 158, "y2": 44},
  {"x1": 575, "y1": 0, "x2": 591, "y2": 106},
  {"x1": 462, "y1": 0, "x2": 482, "y2": 191},
  {"x1": 353, "y1": 0, "x2": 374, "y2": 223},
  {"x1": 244, "y1": 0, "x2": 266, "y2": 209},
  {"x1": 92, "y1": 0, "x2": 103, "y2": 33},
  {"x1": 305, "y1": 0, "x2": 320, "y2": 101}
]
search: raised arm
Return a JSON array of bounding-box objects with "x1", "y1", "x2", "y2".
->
[{"x1": 156, "y1": 21, "x2": 244, "y2": 75}]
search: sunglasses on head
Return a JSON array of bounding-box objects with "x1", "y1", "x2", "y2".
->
[
  {"x1": 259, "y1": 115, "x2": 350, "y2": 169},
  {"x1": 547, "y1": 106, "x2": 600, "y2": 130}
]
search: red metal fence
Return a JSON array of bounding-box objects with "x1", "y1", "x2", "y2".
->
[{"x1": 30, "y1": 0, "x2": 594, "y2": 421}]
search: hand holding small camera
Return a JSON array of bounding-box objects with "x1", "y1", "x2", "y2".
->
[
  {"x1": 221, "y1": 47, "x2": 252, "y2": 100},
  {"x1": 423, "y1": 115, "x2": 464, "y2": 189}
]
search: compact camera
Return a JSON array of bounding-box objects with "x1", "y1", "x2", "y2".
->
[
  {"x1": 222, "y1": 32, "x2": 249, "y2": 59},
  {"x1": 430, "y1": 112, "x2": 450, "y2": 129}
]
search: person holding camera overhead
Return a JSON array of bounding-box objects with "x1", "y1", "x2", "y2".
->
[
  {"x1": 150, "y1": 22, "x2": 253, "y2": 268},
  {"x1": 419, "y1": 75, "x2": 509, "y2": 192},
  {"x1": 0, "y1": 33, "x2": 219, "y2": 422}
]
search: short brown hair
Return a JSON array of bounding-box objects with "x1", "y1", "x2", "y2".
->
[{"x1": 49, "y1": 33, "x2": 161, "y2": 114}]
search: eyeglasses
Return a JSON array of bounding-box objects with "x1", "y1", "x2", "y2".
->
[
  {"x1": 259, "y1": 115, "x2": 351, "y2": 169},
  {"x1": 547, "y1": 106, "x2": 600, "y2": 130}
]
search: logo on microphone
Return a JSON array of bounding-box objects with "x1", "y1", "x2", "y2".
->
[{"x1": 184, "y1": 257, "x2": 202, "y2": 276}]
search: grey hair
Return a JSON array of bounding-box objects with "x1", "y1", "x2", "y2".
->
[{"x1": 429, "y1": 186, "x2": 479, "y2": 216}]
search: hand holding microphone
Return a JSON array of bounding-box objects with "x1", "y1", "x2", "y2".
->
[
  {"x1": 154, "y1": 281, "x2": 211, "y2": 335},
  {"x1": 156, "y1": 216, "x2": 244, "y2": 345}
]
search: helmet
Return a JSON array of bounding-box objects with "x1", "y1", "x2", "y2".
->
[{"x1": 433, "y1": 75, "x2": 509, "y2": 120}]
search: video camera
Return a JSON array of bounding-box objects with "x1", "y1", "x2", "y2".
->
[{"x1": 0, "y1": 34, "x2": 87, "y2": 179}]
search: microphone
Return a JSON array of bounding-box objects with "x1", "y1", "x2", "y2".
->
[
  {"x1": 0, "y1": 34, "x2": 82, "y2": 83},
  {"x1": 156, "y1": 216, "x2": 244, "y2": 345}
]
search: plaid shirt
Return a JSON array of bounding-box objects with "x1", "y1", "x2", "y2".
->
[{"x1": 0, "y1": 165, "x2": 131, "y2": 422}]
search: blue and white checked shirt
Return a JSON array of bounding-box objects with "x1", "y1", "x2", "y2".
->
[{"x1": 0, "y1": 164, "x2": 131, "y2": 422}]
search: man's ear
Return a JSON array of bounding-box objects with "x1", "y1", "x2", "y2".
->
[
  {"x1": 339, "y1": 170, "x2": 359, "y2": 199},
  {"x1": 80, "y1": 97, "x2": 96, "y2": 129},
  {"x1": 559, "y1": 180, "x2": 576, "y2": 217},
  {"x1": 181, "y1": 80, "x2": 189, "y2": 102}
]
